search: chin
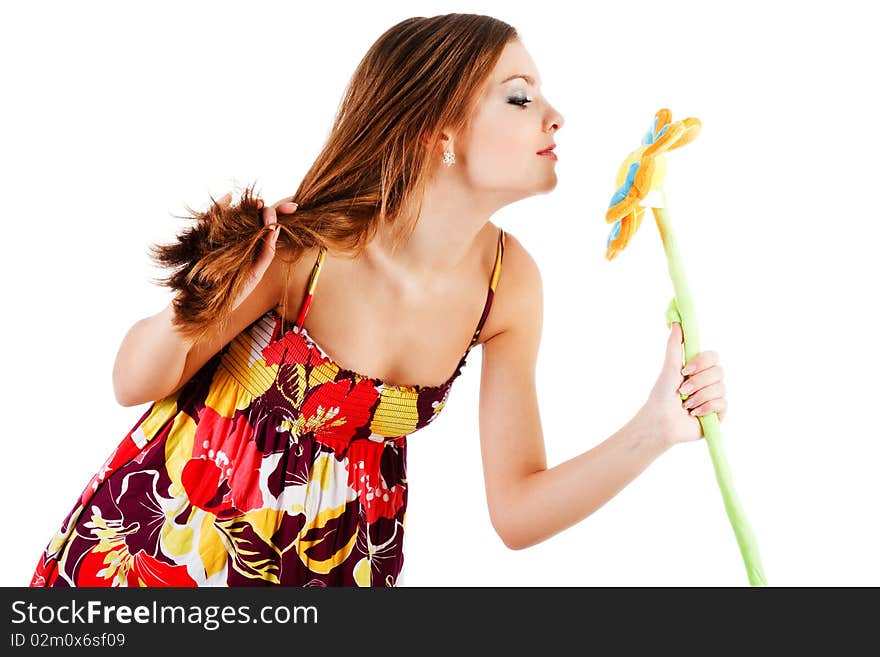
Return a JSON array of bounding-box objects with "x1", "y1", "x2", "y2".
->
[{"x1": 537, "y1": 175, "x2": 558, "y2": 193}]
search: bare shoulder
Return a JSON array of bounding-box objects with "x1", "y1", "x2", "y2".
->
[
  {"x1": 264, "y1": 243, "x2": 323, "y2": 316},
  {"x1": 163, "y1": 243, "x2": 322, "y2": 400},
  {"x1": 481, "y1": 229, "x2": 543, "y2": 344},
  {"x1": 476, "y1": 230, "x2": 546, "y2": 547}
]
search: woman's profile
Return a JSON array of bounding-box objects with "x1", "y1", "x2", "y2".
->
[{"x1": 30, "y1": 12, "x2": 727, "y2": 587}]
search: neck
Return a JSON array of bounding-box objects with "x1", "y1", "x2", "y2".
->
[{"x1": 362, "y1": 170, "x2": 508, "y2": 282}]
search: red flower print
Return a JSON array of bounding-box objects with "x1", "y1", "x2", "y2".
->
[
  {"x1": 30, "y1": 552, "x2": 60, "y2": 587},
  {"x1": 181, "y1": 406, "x2": 264, "y2": 518},
  {"x1": 346, "y1": 440, "x2": 406, "y2": 524},
  {"x1": 77, "y1": 543, "x2": 196, "y2": 587},
  {"x1": 300, "y1": 378, "x2": 379, "y2": 457}
]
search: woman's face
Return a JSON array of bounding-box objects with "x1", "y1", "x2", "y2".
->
[{"x1": 454, "y1": 40, "x2": 565, "y2": 201}]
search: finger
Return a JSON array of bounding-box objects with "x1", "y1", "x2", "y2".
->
[
  {"x1": 682, "y1": 350, "x2": 719, "y2": 376},
  {"x1": 271, "y1": 195, "x2": 298, "y2": 209},
  {"x1": 261, "y1": 225, "x2": 280, "y2": 250},
  {"x1": 688, "y1": 398, "x2": 724, "y2": 418},
  {"x1": 682, "y1": 381, "x2": 725, "y2": 410},
  {"x1": 262, "y1": 204, "x2": 278, "y2": 227},
  {"x1": 276, "y1": 201, "x2": 299, "y2": 213},
  {"x1": 262, "y1": 218, "x2": 280, "y2": 237},
  {"x1": 256, "y1": 223, "x2": 280, "y2": 267},
  {"x1": 679, "y1": 364, "x2": 724, "y2": 393}
]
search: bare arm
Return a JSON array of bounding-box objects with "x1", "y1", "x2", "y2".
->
[
  {"x1": 478, "y1": 234, "x2": 670, "y2": 550},
  {"x1": 112, "y1": 204, "x2": 303, "y2": 410},
  {"x1": 112, "y1": 197, "x2": 304, "y2": 407},
  {"x1": 497, "y1": 409, "x2": 668, "y2": 550},
  {"x1": 112, "y1": 251, "x2": 285, "y2": 407},
  {"x1": 111, "y1": 301, "x2": 197, "y2": 407}
]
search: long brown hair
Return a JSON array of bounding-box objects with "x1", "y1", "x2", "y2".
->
[{"x1": 149, "y1": 13, "x2": 519, "y2": 344}]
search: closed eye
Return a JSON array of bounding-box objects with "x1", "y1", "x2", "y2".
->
[{"x1": 508, "y1": 95, "x2": 533, "y2": 109}]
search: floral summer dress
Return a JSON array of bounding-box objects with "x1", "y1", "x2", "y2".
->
[{"x1": 30, "y1": 227, "x2": 506, "y2": 587}]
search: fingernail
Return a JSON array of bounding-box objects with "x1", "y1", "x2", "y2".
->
[{"x1": 679, "y1": 383, "x2": 692, "y2": 394}]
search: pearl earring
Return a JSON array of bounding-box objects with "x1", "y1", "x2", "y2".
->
[{"x1": 442, "y1": 150, "x2": 456, "y2": 166}]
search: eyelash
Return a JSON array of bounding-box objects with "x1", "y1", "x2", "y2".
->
[{"x1": 508, "y1": 94, "x2": 533, "y2": 109}]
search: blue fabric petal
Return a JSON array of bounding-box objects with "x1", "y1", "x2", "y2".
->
[
  {"x1": 642, "y1": 115, "x2": 658, "y2": 144},
  {"x1": 606, "y1": 220, "x2": 621, "y2": 248},
  {"x1": 608, "y1": 161, "x2": 640, "y2": 208}
]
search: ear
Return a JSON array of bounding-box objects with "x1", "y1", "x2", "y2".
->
[{"x1": 421, "y1": 130, "x2": 453, "y2": 148}]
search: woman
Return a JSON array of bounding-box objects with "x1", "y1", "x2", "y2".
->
[{"x1": 30, "y1": 13, "x2": 727, "y2": 587}]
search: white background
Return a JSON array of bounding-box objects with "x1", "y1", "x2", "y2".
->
[{"x1": 2, "y1": 0, "x2": 877, "y2": 587}]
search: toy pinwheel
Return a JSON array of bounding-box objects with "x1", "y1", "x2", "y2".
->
[{"x1": 605, "y1": 108, "x2": 767, "y2": 586}]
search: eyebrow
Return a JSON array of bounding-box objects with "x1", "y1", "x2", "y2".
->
[{"x1": 501, "y1": 73, "x2": 540, "y2": 87}]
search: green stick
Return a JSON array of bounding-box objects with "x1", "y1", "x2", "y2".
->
[{"x1": 653, "y1": 187, "x2": 768, "y2": 587}]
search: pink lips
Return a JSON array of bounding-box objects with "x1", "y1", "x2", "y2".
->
[{"x1": 537, "y1": 144, "x2": 557, "y2": 160}]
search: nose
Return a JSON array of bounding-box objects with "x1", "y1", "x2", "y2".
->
[{"x1": 546, "y1": 109, "x2": 564, "y2": 133}]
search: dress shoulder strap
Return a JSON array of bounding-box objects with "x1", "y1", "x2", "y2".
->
[
  {"x1": 288, "y1": 229, "x2": 504, "y2": 349},
  {"x1": 293, "y1": 246, "x2": 327, "y2": 328},
  {"x1": 466, "y1": 226, "x2": 506, "y2": 351}
]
